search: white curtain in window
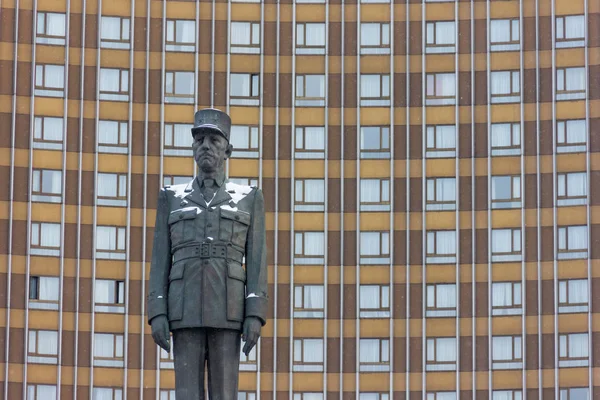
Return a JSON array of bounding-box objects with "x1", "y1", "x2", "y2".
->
[
  {"x1": 361, "y1": 23, "x2": 380, "y2": 46},
  {"x1": 177, "y1": 20, "x2": 195, "y2": 44},
  {"x1": 96, "y1": 226, "x2": 117, "y2": 251},
  {"x1": 436, "y1": 338, "x2": 456, "y2": 362},
  {"x1": 304, "y1": 232, "x2": 324, "y2": 256},
  {"x1": 304, "y1": 180, "x2": 324, "y2": 203},
  {"x1": 492, "y1": 282, "x2": 512, "y2": 307},
  {"x1": 97, "y1": 173, "x2": 117, "y2": 197},
  {"x1": 436, "y1": 284, "x2": 456, "y2": 308},
  {"x1": 492, "y1": 229, "x2": 512, "y2": 253},
  {"x1": 231, "y1": 126, "x2": 250, "y2": 149},
  {"x1": 305, "y1": 23, "x2": 325, "y2": 46},
  {"x1": 47, "y1": 13, "x2": 66, "y2": 37},
  {"x1": 360, "y1": 286, "x2": 380, "y2": 309},
  {"x1": 98, "y1": 120, "x2": 119, "y2": 144},
  {"x1": 492, "y1": 336, "x2": 513, "y2": 360},
  {"x1": 568, "y1": 334, "x2": 588, "y2": 358},
  {"x1": 490, "y1": 19, "x2": 510, "y2": 43},
  {"x1": 230, "y1": 74, "x2": 250, "y2": 96},
  {"x1": 101, "y1": 16, "x2": 121, "y2": 40},
  {"x1": 173, "y1": 124, "x2": 192, "y2": 147},
  {"x1": 565, "y1": 120, "x2": 586, "y2": 144},
  {"x1": 303, "y1": 127, "x2": 325, "y2": 150},
  {"x1": 437, "y1": 74, "x2": 455, "y2": 97},
  {"x1": 302, "y1": 339, "x2": 323, "y2": 363},
  {"x1": 231, "y1": 22, "x2": 250, "y2": 45},
  {"x1": 432, "y1": 125, "x2": 456, "y2": 149},
  {"x1": 174, "y1": 72, "x2": 194, "y2": 96},
  {"x1": 94, "y1": 333, "x2": 115, "y2": 358},
  {"x1": 436, "y1": 178, "x2": 455, "y2": 202},
  {"x1": 359, "y1": 339, "x2": 380, "y2": 363},
  {"x1": 93, "y1": 388, "x2": 115, "y2": 400},
  {"x1": 491, "y1": 71, "x2": 511, "y2": 95},
  {"x1": 360, "y1": 232, "x2": 380, "y2": 256},
  {"x1": 568, "y1": 226, "x2": 588, "y2": 250},
  {"x1": 40, "y1": 277, "x2": 59, "y2": 301},
  {"x1": 493, "y1": 391, "x2": 520, "y2": 400},
  {"x1": 435, "y1": 394, "x2": 456, "y2": 400},
  {"x1": 435, "y1": 22, "x2": 455, "y2": 45},
  {"x1": 565, "y1": 15, "x2": 585, "y2": 39},
  {"x1": 40, "y1": 223, "x2": 60, "y2": 248},
  {"x1": 35, "y1": 385, "x2": 57, "y2": 400},
  {"x1": 95, "y1": 280, "x2": 112, "y2": 303},
  {"x1": 566, "y1": 67, "x2": 586, "y2": 91},
  {"x1": 42, "y1": 117, "x2": 63, "y2": 141},
  {"x1": 361, "y1": 75, "x2": 380, "y2": 98},
  {"x1": 41, "y1": 170, "x2": 62, "y2": 194},
  {"x1": 37, "y1": 330, "x2": 58, "y2": 355},
  {"x1": 567, "y1": 280, "x2": 588, "y2": 304},
  {"x1": 435, "y1": 231, "x2": 455, "y2": 255},
  {"x1": 43, "y1": 65, "x2": 64, "y2": 89},
  {"x1": 567, "y1": 172, "x2": 586, "y2": 197},
  {"x1": 491, "y1": 123, "x2": 511, "y2": 147},
  {"x1": 304, "y1": 285, "x2": 324, "y2": 309},
  {"x1": 304, "y1": 75, "x2": 325, "y2": 98},
  {"x1": 100, "y1": 69, "x2": 119, "y2": 92},
  {"x1": 361, "y1": 179, "x2": 382, "y2": 202}
]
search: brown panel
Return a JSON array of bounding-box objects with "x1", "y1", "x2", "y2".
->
[
  {"x1": 409, "y1": 283, "x2": 422, "y2": 318},
  {"x1": 590, "y1": 65, "x2": 600, "y2": 100},
  {"x1": 538, "y1": 16, "x2": 552, "y2": 51},
  {"x1": 328, "y1": 124, "x2": 341, "y2": 160},
  {"x1": 147, "y1": 69, "x2": 162, "y2": 104},
  {"x1": 149, "y1": 18, "x2": 163, "y2": 52},
  {"x1": 540, "y1": 226, "x2": 553, "y2": 263},
  {"x1": 80, "y1": 224, "x2": 93, "y2": 260},
  {"x1": 146, "y1": 174, "x2": 160, "y2": 209},
  {"x1": 344, "y1": 21, "x2": 357, "y2": 56},
  {"x1": 591, "y1": 171, "x2": 600, "y2": 205},
  {"x1": 409, "y1": 124, "x2": 422, "y2": 160},
  {"x1": 393, "y1": 178, "x2": 407, "y2": 212},
  {"x1": 523, "y1": 68, "x2": 536, "y2": 104},
  {"x1": 408, "y1": 20, "x2": 422, "y2": 55},
  {"x1": 0, "y1": 6, "x2": 16, "y2": 43},
  {"x1": 343, "y1": 283, "x2": 356, "y2": 319},
  {"x1": 278, "y1": 73, "x2": 292, "y2": 108},
  {"x1": 0, "y1": 220, "x2": 8, "y2": 255},
  {"x1": 262, "y1": 72, "x2": 276, "y2": 108},
  {"x1": 344, "y1": 178, "x2": 356, "y2": 212},
  {"x1": 213, "y1": 71, "x2": 227, "y2": 108},
  {"x1": 409, "y1": 72, "x2": 422, "y2": 107},
  {"x1": 590, "y1": 13, "x2": 600, "y2": 47},
  {"x1": 127, "y1": 333, "x2": 141, "y2": 369},
  {"x1": 278, "y1": 230, "x2": 290, "y2": 265},
  {"x1": 327, "y1": 337, "x2": 341, "y2": 373},
  {"x1": 527, "y1": 390, "x2": 539, "y2": 400},
  {"x1": 459, "y1": 228, "x2": 472, "y2": 265},
  {"x1": 262, "y1": 125, "x2": 275, "y2": 160},
  {"x1": 128, "y1": 279, "x2": 141, "y2": 315},
  {"x1": 475, "y1": 335, "x2": 488, "y2": 371},
  {"x1": 82, "y1": 66, "x2": 97, "y2": 102},
  {"x1": 473, "y1": 122, "x2": 487, "y2": 158},
  {"x1": 523, "y1": 121, "x2": 537, "y2": 156},
  {"x1": 12, "y1": 220, "x2": 27, "y2": 256},
  {"x1": 344, "y1": 73, "x2": 357, "y2": 108},
  {"x1": 8, "y1": 328, "x2": 24, "y2": 363},
  {"x1": 458, "y1": 123, "x2": 472, "y2": 159},
  {"x1": 61, "y1": 330, "x2": 75, "y2": 366},
  {"x1": 278, "y1": 125, "x2": 291, "y2": 160},
  {"x1": 262, "y1": 178, "x2": 275, "y2": 212},
  {"x1": 328, "y1": 230, "x2": 341, "y2": 265},
  {"x1": 540, "y1": 279, "x2": 554, "y2": 315},
  {"x1": 393, "y1": 336, "x2": 407, "y2": 373},
  {"x1": 541, "y1": 333, "x2": 554, "y2": 369},
  {"x1": 277, "y1": 178, "x2": 290, "y2": 212},
  {"x1": 327, "y1": 283, "x2": 340, "y2": 319},
  {"x1": 327, "y1": 178, "x2": 341, "y2": 213},
  {"x1": 129, "y1": 174, "x2": 143, "y2": 209},
  {"x1": 266, "y1": 283, "x2": 275, "y2": 320},
  {"x1": 458, "y1": 20, "x2": 471, "y2": 55},
  {"x1": 473, "y1": 19, "x2": 487, "y2": 53},
  {"x1": 79, "y1": 277, "x2": 92, "y2": 313},
  {"x1": 409, "y1": 177, "x2": 422, "y2": 212},
  {"x1": 393, "y1": 229, "x2": 406, "y2": 266},
  {"x1": 81, "y1": 170, "x2": 95, "y2": 206},
  {"x1": 263, "y1": 22, "x2": 277, "y2": 56},
  {"x1": 408, "y1": 230, "x2": 422, "y2": 265},
  {"x1": 0, "y1": 166, "x2": 9, "y2": 201},
  {"x1": 329, "y1": 22, "x2": 342, "y2": 57},
  {"x1": 280, "y1": 22, "x2": 293, "y2": 56},
  {"x1": 62, "y1": 276, "x2": 76, "y2": 313},
  {"x1": 143, "y1": 333, "x2": 157, "y2": 370},
  {"x1": 328, "y1": 73, "x2": 341, "y2": 108},
  {"x1": 132, "y1": 68, "x2": 146, "y2": 104},
  {"x1": 145, "y1": 121, "x2": 159, "y2": 156},
  {"x1": 64, "y1": 223, "x2": 78, "y2": 258},
  {"x1": 474, "y1": 70, "x2": 487, "y2": 105},
  {"x1": 474, "y1": 176, "x2": 487, "y2": 211},
  {"x1": 458, "y1": 71, "x2": 472, "y2": 106},
  {"x1": 67, "y1": 64, "x2": 81, "y2": 100},
  {"x1": 460, "y1": 281, "x2": 472, "y2": 317},
  {"x1": 460, "y1": 391, "x2": 473, "y2": 400},
  {"x1": 539, "y1": 68, "x2": 552, "y2": 103},
  {"x1": 85, "y1": 14, "x2": 98, "y2": 48},
  {"x1": 276, "y1": 337, "x2": 289, "y2": 372},
  {"x1": 18, "y1": 10, "x2": 33, "y2": 44},
  {"x1": 260, "y1": 336, "x2": 274, "y2": 372},
  {"x1": 277, "y1": 283, "x2": 290, "y2": 319},
  {"x1": 525, "y1": 333, "x2": 539, "y2": 370},
  {"x1": 342, "y1": 337, "x2": 356, "y2": 373},
  {"x1": 0, "y1": 113, "x2": 12, "y2": 147},
  {"x1": 459, "y1": 176, "x2": 472, "y2": 211},
  {"x1": 409, "y1": 337, "x2": 422, "y2": 372},
  {"x1": 522, "y1": 17, "x2": 536, "y2": 52},
  {"x1": 475, "y1": 281, "x2": 488, "y2": 317},
  {"x1": 592, "y1": 224, "x2": 600, "y2": 259},
  {"x1": 539, "y1": 172, "x2": 553, "y2": 208},
  {"x1": 0, "y1": 60, "x2": 14, "y2": 95},
  {"x1": 7, "y1": 381, "x2": 22, "y2": 400},
  {"x1": 393, "y1": 283, "x2": 407, "y2": 319},
  {"x1": 129, "y1": 120, "x2": 143, "y2": 156},
  {"x1": 0, "y1": 273, "x2": 6, "y2": 310},
  {"x1": 76, "y1": 330, "x2": 91, "y2": 367},
  {"x1": 393, "y1": 125, "x2": 407, "y2": 160},
  {"x1": 459, "y1": 336, "x2": 472, "y2": 371},
  {"x1": 214, "y1": 20, "x2": 227, "y2": 54},
  {"x1": 64, "y1": 169, "x2": 78, "y2": 206},
  {"x1": 66, "y1": 116, "x2": 80, "y2": 153},
  {"x1": 591, "y1": 278, "x2": 600, "y2": 313},
  {"x1": 594, "y1": 332, "x2": 600, "y2": 367},
  {"x1": 14, "y1": 113, "x2": 30, "y2": 149},
  {"x1": 343, "y1": 125, "x2": 357, "y2": 160},
  {"x1": 591, "y1": 118, "x2": 600, "y2": 153},
  {"x1": 133, "y1": 17, "x2": 147, "y2": 52},
  {"x1": 69, "y1": 13, "x2": 82, "y2": 48},
  {"x1": 524, "y1": 226, "x2": 538, "y2": 263},
  {"x1": 393, "y1": 73, "x2": 407, "y2": 107}
]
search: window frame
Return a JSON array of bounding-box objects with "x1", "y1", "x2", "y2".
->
[
  {"x1": 96, "y1": 225, "x2": 127, "y2": 260},
  {"x1": 30, "y1": 222, "x2": 61, "y2": 257},
  {"x1": 426, "y1": 337, "x2": 457, "y2": 371},
  {"x1": 359, "y1": 284, "x2": 390, "y2": 318},
  {"x1": 491, "y1": 281, "x2": 522, "y2": 316},
  {"x1": 360, "y1": 74, "x2": 391, "y2": 106},
  {"x1": 294, "y1": 284, "x2": 325, "y2": 318},
  {"x1": 556, "y1": 119, "x2": 587, "y2": 153},
  {"x1": 239, "y1": 343, "x2": 257, "y2": 370},
  {"x1": 426, "y1": 177, "x2": 456, "y2": 211},
  {"x1": 556, "y1": 67, "x2": 586, "y2": 101},
  {"x1": 489, "y1": 18, "x2": 520, "y2": 51},
  {"x1": 358, "y1": 338, "x2": 390, "y2": 372},
  {"x1": 426, "y1": 230, "x2": 457, "y2": 264},
  {"x1": 36, "y1": 12, "x2": 66, "y2": 46},
  {"x1": 27, "y1": 329, "x2": 59, "y2": 364},
  {"x1": 491, "y1": 228, "x2": 522, "y2": 262},
  {"x1": 230, "y1": 21, "x2": 260, "y2": 54},
  {"x1": 425, "y1": 20, "x2": 456, "y2": 53},
  {"x1": 557, "y1": 225, "x2": 588, "y2": 260},
  {"x1": 94, "y1": 279, "x2": 126, "y2": 313},
  {"x1": 360, "y1": 126, "x2": 391, "y2": 159},
  {"x1": 31, "y1": 169, "x2": 62, "y2": 203},
  {"x1": 491, "y1": 335, "x2": 523, "y2": 369},
  {"x1": 229, "y1": 73, "x2": 260, "y2": 106},
  {"x1": 163, "y1": 175, "x2": 193, "y2": 187},
  {"x1": 555, "y1": 15, "x2": 585, "y2": 48},
  {"x1": 558, "y1": 279, "x2": 589, "y2": 314},
  {"x1": 559, "y1": 388, "x2": 589, "y2": 400},
  {"x1": 99, "y1": 68, "x2": 130, "y2": 101},
  {"x1": 294, "y1": 178, "x2": 326, "y2": 212},
  {"x1": 293, "y1": 338, "x2": 324, "y2": 372},
  {"x1": 490, "y1": 70, "x2": 520, "y2": 103},
  {"x1": 426, "y1": 125, "x2": 456, "y2": 158},
  {"x1": 230, "y1": 125, "x2": 259, "y2": 158},
  {"x1": 425, "y1": 73, "x2": 456, "y2": 105},
  {"x1": 27, "y1": 384, "x2": 57, "y2": 400},
  {"x1": 100, "y1": 15, "x2": 131, "y2": 49},
  {"x1": 558, "y1": 333, "x2": 589, "y2": 367},
  {"x1": 160, "y1": 342, "x2": 175, "y2": 369},
  {"x1": 34, "y1": 64, "x2": 65, "y2": 97},
  {"x1": 166, "y1": 19, "x2": 196, "y2": 52},
  {"x1": 490, "y1": 122, "x2": 521, "y2": 156},
  {"x1": 557, "y1": 171, "x2": 587, "y2": 206},
  {"x1": 97, "y1": 172, "x2": 128, "y2": 207},
  {"x1": 491, "y1": 175, "x2": 521, "y2": 209},
  {"x1": 295, "y1": 22, "x2": 326, "y2": 54},
  {"x1": 360, "y1": 22, "x2": 390, "y2": 54},
  {"x1": 163, "y1": 122, "x2": 193, "y2": 156},
  {"x1": 28, "y1": 276, "x2": 60, "y2": 310},
  {"x1": 93, "y1": 332, "x2": 125, "y2": 367},
  {"x1": 295, "y1": 126, "x2": 326, "y2": 159},
  {"x1": 228, "y1": 177, "x2": 259, "y2": 187},
  {"x1": 359, "y1": 231, "x2": 390, "y2": 265},
  {"x1": 426, "y1": 283, "x2": 457, "y2": 317},
  {"x1": 92, "y1": 387, "x2": 123, "y2": 400},
  {"x1": 98, "y1": 120, "x2": 128, "y2": 153},
  {"x1": 492, "y1": 390, "x2": 523, "y2": 400},
  {"x1": 164, "y1": 70, "x2": 195, "y2": 104},
  {"x1": 294, "y1": 231, "x2": 325, "y2": 265},
  {"x1": 360, "y1": 178, "x2": 391, "y2": 211},
  {"x1": 33, "y1": 116, "x2": 64, "y2": 150},
  {"x1": 295, "y1": 74, "x2": 326, "y2": 106}
]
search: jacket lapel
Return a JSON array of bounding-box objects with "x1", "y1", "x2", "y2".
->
[
  {"x1": 182, "y1": 178, "x2": 207, "y2": 209},
  {"x1": 209, "y1": 181, "x2": 233, "y2": 207}
]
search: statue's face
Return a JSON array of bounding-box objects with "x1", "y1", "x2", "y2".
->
[{"x1": 192, "y1": 130, "x2": 233, "y2": 173}]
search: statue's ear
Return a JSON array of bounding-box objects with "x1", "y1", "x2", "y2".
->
[{"x1": 225, "y1": 143, "x2": 233, "y2": 159}]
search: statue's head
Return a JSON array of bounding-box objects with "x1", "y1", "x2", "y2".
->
[{"x1": 191, "y1": 108, "x2": 233, "y2": 174}]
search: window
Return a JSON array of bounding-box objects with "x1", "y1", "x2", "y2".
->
[
  {"x1": 159, "y1": 390, "x2": 175, "y2": 400},
  {"x1": 360, "y1": 394, "x2": 389, "y2": 400},
  {"x1": 166, "y1": 19, "x2": 196, "y2": 52},
  {"x1": 27, "y1": 384, "x2": 57, "y2": 400},
  {"x1": 426, "y1": 125, "x2": 456, "y2": 158},
  {"x1": 229, "y1": 177, "x2": 258, "y2": 187},
  {"x1": 360, "y1": 126, "x2": 390, "y2": 159},
  {"x1": 92, "y1": 387, "x2": 123, "y2": 400},
  {"x1": 36, "y1": 12, "x2": 66, "y2": 45},
  {"x1": 294, "y1": 232, "x2": 325, "y2": 265},
  {"x1": 360, "y1": 23, "x2": 390, "y2": 54},
  {"x1": 239, "y1": 344, "x2": 257, "y2": 371},
  {"x1": 559, "y1": 388, "x2": 589, "y2": 400},
  {"x1": 293, "y1": 394, "x2": 323, "y2": 400},
  {"x1": 492, "y1": 391, "x2": 522, "y2": 400},
  {"x1": 28, "y1": 276, "x2": 59, "y2": 310},
  {"x1": 32, "y1": 169, "x2": 62, "y2": 203},
  {"x1": 94, "y1": 279, "x2": 125, "y2": 313},
  {"x1": 294, "y1": 285, "x2": 324, "y2": 318},
  {"x1": 426, "y1": 73, "x2": 455, "y2": 105},
  {"x1": 556, "y1": 15, "x2": 585, "y2": 48},
  {"x1": 491, "y1": 228, "x2": 521, "y2": 262},
  {"x1": 238, "y1": 392, "x2": 257, "y2": 400},
  {"x1": 295, "y1": 179, "x2": 325, "y2": 212},
  {"x1": 426, "y1": 283, "x2": 456, "y2": 317},
  {"x1": 296, "y1": 23, "x2": 326, "y2": 54},
  {"x1": 559, "y1": 279, "x2": 588, "y2": 313},
  {"x1": 97, "y1": 173, "x2": 127, "y2": 207},
  {"x1": 164, "y1": 175, "x2": 192, "y2": 186},
  {"x1": 361, "y1": 0, "x2": 390, "y2": 3},
  {"x1": 426, "y1": 177, "x2": 456, "y2": 210},
  {"x1": 100, "y1": 16, "x2": 130, "y2": 49},
  {"x1": 492, "y1": 335, "x2": 522, "y2": 369},
  {"x1": 94, "y1": 333, "x2": 124, "y2": 367},
  {"x1": 165, "y1": 71, "x2": 194, "y2": 104},
  {"x1": 96, "y1": 226, "x2": 127, "y2": 260},
  {"x1": 28, "y1": 330, "x2": 58, "y2": 364},
  {"x1": 491, "y1": 123, "x2": 521, "y2": 156},
  {"x1": 426, "y1": 230, "x2": 456, "y2": 264},
  {"x1": 160, "y1": 344, "x2": 175, "y2": 369},
  {"x1": 359, "y1": 231, "x2": 390, "y2": 265},
  {"x1": 230, "y1": 125, "x2": 259, "y2": 158},
  {"x1": 99, "y1": 68, "x2": 129, "y2": 101},
  {"x1": 30, "y1": 222, "x2": 61, "y2": 256},
  {"x1": 164, "y1": 123, "x2": 193, "y2": 156},
  {"x1": 491, "y1": 71, "x2": 520, "y2": 103},
  {"x1": 426, "y1": 394, "x2": 456, "y2": 400},
  {"x1": 293, "y1": 338, "x2": 324, "y2": 371},
  {"x1": 558, "y1": 225, "x2": 588, "y2": 259},
  {"x1": 359, "y1": 338, "x2": 390, "y2": 371},
  {"x1": 296, "y1": 75, "x2": 325, "y2": 106},
  {"x1": 559, "y1": 333, "x2": 588, "y2": 367},
  {"x1": 230, "y1": 73, "x2": 260, "y2": 106},
  {"x1": 33, "y1": 116, "x2": 63, "y2": 150},
  {"x1": 426, "y1": 337, "x2": 456, "y2": 371},
  {"x1": 35, "y1": 64, "x2": 64, "y2": 97},
  {"x1": 426, "y1": 21, "x2": 456, "y2": 53},
  {"x1": 490, "y1": 19, "x2": 520, "y2": 51},
  {"x1": 491, "y1": 282, "x2": 522, "y2": 316},
  {"x1": 295, "y1": 126, "x2": 325, "y2": 159},
  {"x1": 360, "y1": 179, "x2": 390, "y2": 211},
  {"x1": 491, "y1": 175, "x2": 521, "y2": 209},
  {"x1": 360, "y1": 74, "x2": 390, "y2": 106},
  {"x1": 556, "y1": 67, "x2": 586, "y2": 100},
  {"x1": 557, "y1": 172, "x2": 587, "y2": 206},
  {"x1": 359, "y1": 285, "x2": 390, "y2": 318},
  {"x1": 98, "y1": 120, "x2": 128, "y2": 153},
  {"x1": 231, "y1": 22, "x2": 260, "y2": 53},
  {"x1": 557, "y1": 119, "x2": 586, "y2": 153}
]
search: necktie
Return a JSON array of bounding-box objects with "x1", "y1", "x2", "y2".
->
[{"x1": 202, "y1": 179, "x2": 216, "y2": 201}]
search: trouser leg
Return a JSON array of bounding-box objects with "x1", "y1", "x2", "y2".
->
[
  {"x1": 173, "y1": 328, "x2": 207, "y2": 400},
  {"x1": 206, "y1": 328, "x2": 242, "y2": 400}
]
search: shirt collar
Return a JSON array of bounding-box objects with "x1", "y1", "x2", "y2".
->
[{"x1": 197, "y1": 172, "x2": 225, "y2": 188}]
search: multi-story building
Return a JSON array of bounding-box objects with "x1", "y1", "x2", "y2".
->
[{"x1": 0, "y1": 0, "x2": 598, "y2": 399}]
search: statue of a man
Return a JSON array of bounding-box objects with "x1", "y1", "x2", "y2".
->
[{"x1": 147, "y1": 108, "x2": 268, "y2": 399}]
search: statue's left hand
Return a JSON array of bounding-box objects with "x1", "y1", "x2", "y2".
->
[{"x1": 242, "y1": 316, "x2": 262, "y2": 356}]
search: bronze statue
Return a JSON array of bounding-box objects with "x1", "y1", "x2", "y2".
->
[{"x1": 147, "y1": 108, "x2": 268, "y2": 399}]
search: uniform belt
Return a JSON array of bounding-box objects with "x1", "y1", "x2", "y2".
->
[{"x1": 173, "y1": 243, "x2": 244, "y2": 264}]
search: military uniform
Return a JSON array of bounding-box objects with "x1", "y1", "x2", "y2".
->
[{"x1": 147, "y1": 109, "x2": 267, "y2": 400}]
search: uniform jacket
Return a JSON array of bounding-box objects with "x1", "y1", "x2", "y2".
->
[{"x1": 147, "y1": 176, "x2": 268, "y2": 331}]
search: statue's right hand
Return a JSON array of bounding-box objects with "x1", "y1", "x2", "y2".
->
[{"x1": 150, "y1": 315, "x2": 171, "y2": 353}]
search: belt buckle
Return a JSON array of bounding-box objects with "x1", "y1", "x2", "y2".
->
[{"x1": 199, "y1": 243, "x2": 211, "y2": 258}]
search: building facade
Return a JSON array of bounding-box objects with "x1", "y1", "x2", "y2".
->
[{"x1": 0, "y1": 0, "x2": 599, "y2": 399}]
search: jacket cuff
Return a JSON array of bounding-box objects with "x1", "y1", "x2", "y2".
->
[
  {"x1": 147, "y1": 294, "x2": 168, "y2": 324},
  {"x1": 245, "y1": 296, "x2": 268, "y2": 326}
]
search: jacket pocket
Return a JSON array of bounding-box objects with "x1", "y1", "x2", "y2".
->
[
  {"x1": 167, "y1": 262, "x2": 185, "y2": 321},
  {"x1": 168, "y1": 207, "x2": 199, "y2": 249},
  {"x1": 226, "y1": 261, "x2": 246, "y2": 322},
  {"x1": 219, "y1": 208, "x2": 251, "y2": 248}
]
